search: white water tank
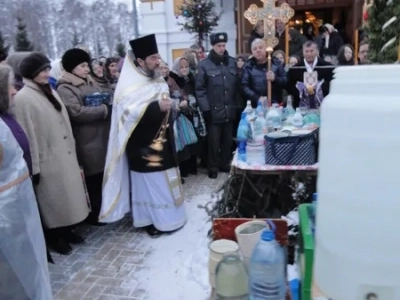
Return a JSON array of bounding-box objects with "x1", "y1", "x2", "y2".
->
[{"x1": 314, "y1": 64, "x2": 400, "y2": 300}]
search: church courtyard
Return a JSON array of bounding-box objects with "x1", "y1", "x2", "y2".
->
[{"x1": 50, "y1": 171, "x2": 228, "y2": 300}]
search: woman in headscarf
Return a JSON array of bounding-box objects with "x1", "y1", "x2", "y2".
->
[
  {"x1": 169, "y1": 56, "x2": 200, "y2": 176},
  {"x1": 57, "y1": 48, "x2": 111, "y2": 226},
  {"x1": 104, "y1": 57, "x2": 120, "y2": 91},
  {"x1": 13, "y1": 52, "x2": 90, "y2": 255},
  {"x1": 90, "y1": 58, "x2": 114, "y2": 96}
]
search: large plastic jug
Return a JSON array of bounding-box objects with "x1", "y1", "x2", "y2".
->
[{"x1": 314, "y1": 65, "x2": 400, "y2": 300}]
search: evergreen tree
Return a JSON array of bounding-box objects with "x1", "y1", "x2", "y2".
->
[
  {"x1": 367, "y1": 0, "x2": 400, "y2": 63},
  {"x1": 177, "y1": 0, "x2": 220, "y2": 47},
  {"x1": 14, "y1": 17, "x2": 34, "y2": 52},
  {"x1": 97, "y1": 40, "x2": 104, "y2": 56},
  {"x1": 72, "y1": 32, "x2": 81, "y2": 47},
  {"x1": 0, "y1": 31, "x2": 9, "y2": 55},
  {"x1": 115, "y1": 42, "x2": 126, "y2": 58}
]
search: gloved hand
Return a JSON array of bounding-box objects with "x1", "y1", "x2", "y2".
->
[{"x1": 32, "y1": 173, "x2": 40, "y2": 185}]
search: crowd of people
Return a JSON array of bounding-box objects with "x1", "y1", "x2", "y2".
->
[{"x1": 0, "y1": 21, "x2": 370, "y2": 257}]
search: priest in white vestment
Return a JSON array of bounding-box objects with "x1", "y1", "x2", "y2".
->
[{"x1": 99, "y1": 34, "x2": 186, "y2": 237}]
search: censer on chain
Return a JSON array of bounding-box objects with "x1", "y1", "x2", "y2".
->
[{"x1": 143, "y1": 92, "x2": 170, "y2": 167}]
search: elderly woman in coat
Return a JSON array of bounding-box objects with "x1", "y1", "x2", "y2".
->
[
  {"x1": 13, "y1": 52, "x2": 89, "y2": 255},
  {"x1": 57, "y1": 48, "x2": 111, "y2": 226}
]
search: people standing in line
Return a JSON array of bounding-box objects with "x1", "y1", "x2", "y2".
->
[
  {"x1": 100, "y1": 34, "x2": 186, "y2": 237},
  {"x1": 242, "y1": 39, "x2": 287, "y2": 106},
  {"x1": 195, "y1": 32, "x2": 237, "y2": 179},
  {"x1": 13, "y1": 52, "x2": 90, "y2": 255},
  {"x1": 57, "y1": 48, "x2": 111, "y2": 227}
]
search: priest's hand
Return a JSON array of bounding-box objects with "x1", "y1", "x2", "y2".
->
[
  {"x1": 266, "y1": 71, "x2": 275, "y2": 82},
  {"x1": 159, "y1": 98, "x2": 172, "y2": 112}
]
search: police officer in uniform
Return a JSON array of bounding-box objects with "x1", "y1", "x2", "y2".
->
[{"x1": 195, "y1": 32, "x2": 237, "y2": 179}]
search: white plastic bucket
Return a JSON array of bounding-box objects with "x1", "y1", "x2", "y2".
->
[
  {"x1": 208, "y1": 239, "x2": 239, "y2": 288},
  {"x1": 235, "y1": 220, "x2": 268, "y2": 267}
]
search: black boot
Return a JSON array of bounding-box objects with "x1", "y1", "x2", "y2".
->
[
  {"x1": 143, "y1": 225, "x2": 162, "y2": 238},
  {"x1": 47, "y1": 236, "x2": 72, "y2": 255},
  {"x1": 64, "y1": 229, "x2": 85, "y2": 244}
]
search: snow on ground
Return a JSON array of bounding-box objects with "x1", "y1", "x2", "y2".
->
[{"x1": 135, "y1": 195, "x2": 213, "y2": 300}]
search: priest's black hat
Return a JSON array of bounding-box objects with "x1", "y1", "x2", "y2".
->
[
  {"x1": 129, "y1": 34, "x2": 159, "y2": 60},
  {"x1": 210, "y1": 32, "x2": 228, "y2": 45}
]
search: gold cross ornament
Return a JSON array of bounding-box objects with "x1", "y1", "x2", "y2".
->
[{"x1": 244, "y1": 0, "x2": 294, "y2": 50}]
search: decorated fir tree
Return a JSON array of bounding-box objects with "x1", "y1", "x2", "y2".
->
[
  {"x1": 14, "y1": 17, "x2": 34, "y2": 52},
  {"x1": 177, "y1": 0, "x2": 220, "y2": 47},
  {"x1": 366, "y1": 0, "x2": 400, "y2": 63}
]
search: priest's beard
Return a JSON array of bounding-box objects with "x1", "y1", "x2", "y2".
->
[{"x1": 143, "y1": 62, "x2": 161, "y2": 79}]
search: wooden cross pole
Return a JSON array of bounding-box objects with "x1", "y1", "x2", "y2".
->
[{"x1": 244, "y1": 0, "x2": 294, "y2": 107}]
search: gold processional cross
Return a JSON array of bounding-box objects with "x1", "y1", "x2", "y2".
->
[{"x1": 244, "y1": 0, "x2": 294, "y2": 106}]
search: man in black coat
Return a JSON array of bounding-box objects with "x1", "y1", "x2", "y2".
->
[
  {"x1": 195, "y1": 32, "x2": 237, "y2": 179},
  {"x1": 287, "y1": 40, "x2": 335, "y2": 108}
]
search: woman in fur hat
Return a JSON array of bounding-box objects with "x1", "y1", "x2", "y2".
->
[
  {"x1": 13, "y1": 52, "x2": 90, "y2": 255},
  {"x1": 57, "y1": 48, "x2": 111, "y2": 226}
]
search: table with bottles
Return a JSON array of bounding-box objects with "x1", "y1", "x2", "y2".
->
[{"x1": 228, "y1": 99, "x2": 319, "y2": 217}]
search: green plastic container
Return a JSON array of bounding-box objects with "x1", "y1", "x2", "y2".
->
[{"x1": 298, "y1": 204, "x2": 314, "y2": 300}]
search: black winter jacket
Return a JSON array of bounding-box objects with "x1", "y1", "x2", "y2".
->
[
  {"x1": 195, "y1": 50, "x2": 237, "y2": 123},
  {"x1": 241, "y1": 57, "x2": 287, "y2": 107}
]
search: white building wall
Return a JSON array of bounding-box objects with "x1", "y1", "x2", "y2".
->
[{"x1": 139, "y1": 0, "x2": 237, "y2": 66}]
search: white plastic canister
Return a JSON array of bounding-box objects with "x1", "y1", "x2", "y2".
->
[{"x1": 314, "y1": 65, "x2": 400, "y2": 300}]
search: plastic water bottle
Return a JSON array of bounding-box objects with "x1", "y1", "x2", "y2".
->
[
  {"x1": 256, "y1": 101, "x2": 264, "y2": 116},
  {"x1": 237, "y1": 112, "x2": 249, "y2": 141},
  {"x1": 238, "y1": 141, "x2": 247, "y2": 162},
  {"x1": 292, "y1": 108, "x2": 304, "y2": 128},
  {"x1": 237, "y1": 112, "x2": 249, "y2": 162},
  {"x1": 243, "y1": 100, "x2": 253, "y2": 114},
  {"x1": 266, "y1": 105, "x2": 281, "y2": 131},
  {"x1": 249, "y1": 229, "x2": 286, "y2": 300},
  {"x1": 253, "y1": 110, "x2": 267, "y2": 143},
  {"x1": 286, "y1": 96, "x2": 296, "y2": 116}
]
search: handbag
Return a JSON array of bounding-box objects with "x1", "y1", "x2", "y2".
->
[
  {"x1": 174, "y1": 114, "x2": 198, "y2": 152},
  {"x1": 264, "y1": 129, "x2": 318, "y2": 166}
]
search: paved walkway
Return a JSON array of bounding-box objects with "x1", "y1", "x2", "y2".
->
[{"x1": 50, "y1": 171, "x2": 228, "y2": 300}]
